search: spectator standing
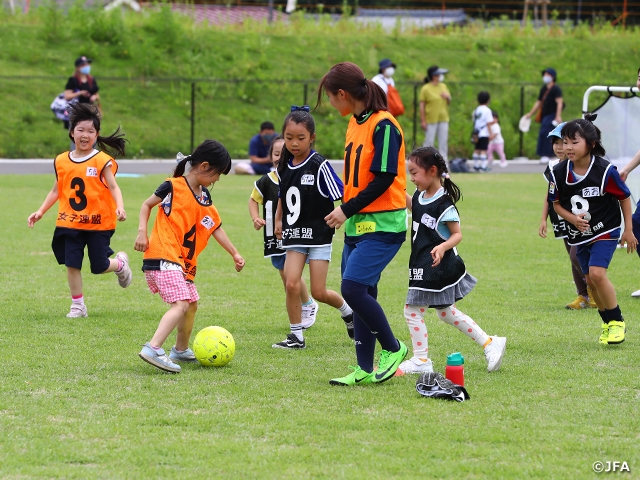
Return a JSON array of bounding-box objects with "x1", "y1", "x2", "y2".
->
[
  {"x1": 524, "y1": 67, "x2": 563, "y2": 164},
  {"x1": 471, "y1": 91, "x2": 493, "y2": 172},
  {"x1": 419, "y1": 65, "x2": 451, "y2": 161},
  {"x1": 235, "y1": 121, "x2": 278, "y2": 175},
  {"x1": 64, "y1": 56, "x2": 100, "y2": 149},
  {"x1": 372, "y1": 58, "x2": 404, "y2": 117},
  {"x1": 488, "y1": 111, "x2": 507, "y2": 168}
]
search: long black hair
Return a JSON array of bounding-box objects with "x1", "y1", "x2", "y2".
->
[
  {"x1": 561, "y1": 113, "x2": 606, "y2": 158},
  {"x1": 316, "y1": 62, "x2": 387, "y2": 113},
  {"x1": 409, "y1": 146, "x2": 462, "y2": 204},
  {"x1": 277, "y1": 109, "x2": 316, "y2": 175},
  {"x1": 68, "y1": 103, "x2": 127, "y2": 158},
  {"x1": 174, "y1": 139, "x2": 232, "y2": 177}
]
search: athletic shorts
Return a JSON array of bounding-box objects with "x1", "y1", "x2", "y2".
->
[
  {"x1": 341, "y1": 238, "x2": 403, "y2": 286},
  {"x1": 576, "y1": 240, "x2": 618, "y2": 275},
  {"x1": 51, "y1": 227, "x2": 114, "y2": 274},
  {"x1": 286, "y1": 245, "x2": 332, "y2": 262},
  {"x1": 475, "y1": 137, "x2": 489, "y2": 151},
  {"x1": 144, "y1": 270, "x2": 199, "y2": 304},
  {"x1": 270, "y1": 254, "x2": 286, "y2": 271}
]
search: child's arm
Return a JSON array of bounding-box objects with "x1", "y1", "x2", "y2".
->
[
  {"x1": 274, "y1": 198, "x2": 283, "y2": 239},
  {"x1": 212, "y1": 227, "x2": 245, "y2": 272},
  {"x1": 102, "y1": 167, "x2": 126, "y2": 221},
  {"x1": 619, "y1": 197, "x2": 638, "y2": 253},
  {"x1": 619, "y1": 149, "x2": 640, "y2": 182},
  {"x1": 248, "y1": 198, "x2": 265, "y2": 230},
  {"x1": 539, "y1": 193, "x2": 549, "y2": 238},
  {"x1": 28, "y1": 180, "x2": 59, "y2": 227},
  {"x1": 405, "y1": 192, "x2": 412, "y2": 211},
  {"x1": 430, "y1": 221, "x2": 462, "y2": 267},
  {"x1": 489, "y1": 124, "x2": 497, "y2": 141},
  {"x1": 552, "y1": 202, "x2": 589, "y2": 232},
  {"x1": 134, "y1": 195, "x2": 162, "y2": 252}
]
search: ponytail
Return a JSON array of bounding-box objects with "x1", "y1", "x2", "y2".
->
[
  {"x1": 316, "y1": 62, "x2": 388, "y2": 113},
  {"x1": 408, "y1": 146, "x2": 462, "y2": 204},
  {"x1": 96, "y1": 126, "x2": 127, "y2": 158},
  {"x1": 561, "y1": 113, "x2": 606, "y2": 158}
]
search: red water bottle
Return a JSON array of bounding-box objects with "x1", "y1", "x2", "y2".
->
[{"x1": 445, "y1": 352, "x2": 465, "y2": 386}]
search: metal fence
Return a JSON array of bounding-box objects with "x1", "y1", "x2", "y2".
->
[{"x1": 0, "y1": 76, "x2": 607, "y2": 159}]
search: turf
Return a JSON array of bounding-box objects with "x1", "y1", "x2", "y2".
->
[{"x1": 1, "y1": 172, "x2": 639, "y2": 478}]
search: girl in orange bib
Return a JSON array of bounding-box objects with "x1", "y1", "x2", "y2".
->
[
  {"x1": 135, "y1": 140, "x2": 245, "y2": 373},
  {"x1": 27, "y1": 103, "x2": 131, "y2": 318}
]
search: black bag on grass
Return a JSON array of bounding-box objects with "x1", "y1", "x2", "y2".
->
[{"x1": 449, "y1": 158, "x2": 471, "y2": 173}]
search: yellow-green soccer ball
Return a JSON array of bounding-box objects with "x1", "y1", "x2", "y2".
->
[{"x1": 193, "y1": 326, "x2": 235, "y2": 367}]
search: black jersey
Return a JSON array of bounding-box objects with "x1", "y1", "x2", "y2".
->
[
  {"x1": 543, "y1": 161, "x2": 569, "y2": 239},
  {"x1": 409, "y1": 190, "x2": 466, "y2": 292},
  {"x1": 278, "y1": 152, "x2": 336, "y2": 247},
  {"x1": 549, "y1": 156, "x2": 622, "y2": 246},
  {"x1": 254, "y1": 172, "x2": 285, "y2": 258}
]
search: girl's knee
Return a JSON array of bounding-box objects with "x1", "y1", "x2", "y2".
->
[
  {"x1": 588, "y1": 267, "x2": 607, "y2": 284},
  {"x1": 173, "y1": 300, "x2": 190, "y2": 316},
  {"x1": 285, "y1": 278, "x2": 301, "y2": 295}
]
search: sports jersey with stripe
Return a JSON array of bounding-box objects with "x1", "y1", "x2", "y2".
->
[
  {"x1": 143, "y1": 176, "x2": 221, "y2": 281},
  {"x1": 543, "y1": 160, "x2": 569, "y2": 239},
  {"x1": 251, "y1": 171, "x2": 285, "y2": 257},
  {"x1": 278, "y1": 151, "x2": 343, "y2": 248},
  {"x1": 548, "y1": 156, "x2": 630, "y2": 246},
  {"x1": 409, "y1": 189, "x2": 466, "y2": 292},
  {"x1": 54, "y1": 149, "x2": 118, "y2": 231},
  {"x1": 343, "y1": 110, "x2": 407, "y2": 239}
]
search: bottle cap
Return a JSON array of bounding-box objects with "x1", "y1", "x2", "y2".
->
[{"x1": 447, "y1": 352, "x2": 464, "y2": 366}]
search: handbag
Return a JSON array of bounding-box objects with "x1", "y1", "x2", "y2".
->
[
  {"x1": 535, "y1": 87, "x2": 551, "y2": 123},
  {"x1": 387, "y1": 84, "x2": 405, "y2": 117}
]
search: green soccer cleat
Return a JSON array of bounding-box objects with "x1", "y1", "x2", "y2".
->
[
  {"x1": 607, "y1": 321, "x2": 626, "y2": 344},
  {"x1": 599, "y1": 323, "x2": 610, "y2": 345},
  {"x1": 371, "y1": 340, "x2": 408, "y2": 384},
  {"x1": 329, "y1": 366, "x2": 374, "y2": 386}
]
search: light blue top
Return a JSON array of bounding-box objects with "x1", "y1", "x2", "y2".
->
[{"x1": 418, "y1": 187, "x2": 460, "y2": 239}]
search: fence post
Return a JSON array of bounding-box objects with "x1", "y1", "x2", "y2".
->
[
  {"x1": 519, "y1": 84, "x2": 524, "y2": 158},
  {"x1": 190, "y1": 82, "x2": 195, "y2": 153},
  {"x1": 303, "y1": 83, "x2": 308, "y2": 106},
  {"x1": 412, "y1": 82, "x2": 419, "y2": 149}
]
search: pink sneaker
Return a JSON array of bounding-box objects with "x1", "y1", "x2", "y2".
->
[
  {"x1": 115, "y1": 252, "x2": 132, "y2": 288},
  {"x1": 67, "y1": 304, "x2": 88, "y2": 318}
]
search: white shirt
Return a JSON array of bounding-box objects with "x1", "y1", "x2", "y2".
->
[
  {"x1": 473, "y1": 105, "x2": 493, "y2": 138},
  {"x1": 488, "y1": 123, "x2": 504, "y2": 145},
  {"x1": 372, "y1": 74, "x2": 394, "y2": 96}
]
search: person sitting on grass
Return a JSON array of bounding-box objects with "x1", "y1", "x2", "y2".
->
[{"x1": 235, "y1": 121, "x2": 278, "y2": 175}]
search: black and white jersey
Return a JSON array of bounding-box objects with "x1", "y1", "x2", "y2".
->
[
  {"x1": 253, "y1": 172, "x2": 285, "y2": 258},
  {"x1": 409, "y1": 190, "x2": 466, "y2": 292},
  {"x1": 278, "y1": 151, "x2": 342, "y2": 248},
  {"x1": 549, "y1": 156, "x2": 624, "y2": 246},
  {"x1": 543, "y1": 160, "x2": 569, "y2": 239}
]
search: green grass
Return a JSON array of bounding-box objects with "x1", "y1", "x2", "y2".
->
[
  {"x1": 0, "y1": 5, "x2": 639, "y2": 158},
  {"x1": 1, "y1": 172, "x2": 639, "y2": 478}
]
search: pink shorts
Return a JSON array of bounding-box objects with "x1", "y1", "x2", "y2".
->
[{"x1": 144, "y1": 270, "x2": 199, "y2": 304}]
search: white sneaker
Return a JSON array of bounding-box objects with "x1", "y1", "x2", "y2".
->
[
  {"x1": 484, "y1": 336, "x2": 506, "y2": 372},
  {"x1": 301, "y1": 300, "x2": 318, "y2": 329},
  {"x1": 67, "y1": 304, "x2": 88, "y2": 318},
  {"x1": 115, "y1": 252, "x2": 132, "y2": 288},
  {"x1": 395, "y1": 357, "x2": 434, "y2": 375},
  {"x1": 631, "y1": 289, "x2": 640, "y2": 298}
]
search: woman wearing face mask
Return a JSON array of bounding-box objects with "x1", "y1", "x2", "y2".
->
[
  {"x1": 372, "y1": 59, "x2": 396, "y2": 95},
  {"x1": 419, "y1": 65, "x2": 451, "y2": 162},
  {"x1": 64, "y1": 56, "x2": 100, "y2": 109},
  {"x1": 524, "y1": 67, "x2": 563, "y2": 164}
]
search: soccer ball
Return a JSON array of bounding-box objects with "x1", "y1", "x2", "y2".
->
[{"x1": 193, "y1": 326, "x2": 235, "y2": 367}]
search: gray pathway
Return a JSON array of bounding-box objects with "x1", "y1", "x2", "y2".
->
[{"x1": 0, "y1": 159, "x2": 547, "y2": 175}]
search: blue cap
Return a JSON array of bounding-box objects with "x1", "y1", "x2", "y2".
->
[
  {"x1": 547, "y1": 122, "x2": 566, "y2": 139},
  {"x1": 542, "y1": 67, "x2": 557, "y2": 80},
  {"x1": 379, "y1": 58, "x2": 396, "y2": 71}
]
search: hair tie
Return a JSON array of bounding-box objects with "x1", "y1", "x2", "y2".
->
[
  {"x1": 290, "y1": 105, "x2": 310, "y2": 113},
  {"x1": 441, "y1": 172, "x2": 450, "y2": 179},
  {"x1": 362, "y1": 77, "x2": 367, "y2": 86},
  {"x1": 176, "y1": 152, "x2": 192, "y2": 174}
]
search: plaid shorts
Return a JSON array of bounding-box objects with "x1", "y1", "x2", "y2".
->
[{"x1": 144, "y1": 270, "x2": 199, "y2": 304}]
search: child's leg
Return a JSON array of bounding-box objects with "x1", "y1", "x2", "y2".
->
[
  {"x1": 563, "y1": 240, "x2": 589, "y2": 303},
  {"x1": 308, "y1": 260, "x2": 346, "y2": 309},
  {"x1": 472, "y1": 150, "x2": 480, "y2": 169},
  {"x1": 149, "y1": 300, "x2": 190, "y2": 348},
  {"x1": 497, "y1": 143, "x2": 507, "y2": 165},
  {"x1": 435, "y1": 305, "x2": 490, "y2": 347},
  {"x1": 479, "y1": 150, "x2": 488, "y2": 170},
  {"x1": 403, "y1": 304, "x2": 429, "y2": 360},
  {"x1": 175, "y1": 301, "x2": 197, "y2": 351},
  {"x1": 588, "y1": 267, "x2": 617, "y2": 309},
  {"x1": 278, "y1": 267, "x2": 310, "y2": 304},
  {"x1": 487, "y1": 143, "x2": 497, "y2": 162},
  {"x1": 67, "y1": 267, "x2": 83, "y2": 297},
  {"x1": 283, "y1": 251, "x2": 307, "y2": 326}
]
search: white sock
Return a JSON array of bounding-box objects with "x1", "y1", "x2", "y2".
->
[
  {"x1": 72, "y1": 295, "x2": 84, "y2": 306},
  {"x1": 472, "y1": 153, "x2": 480, "y2": 168},
  {"x1": 290, "y1": 324, "x2": 304, "y2": 341},
  {"x1": 338, "y1": 301, "x2": 353, "y2": 318},
  {"x1": 480, "y1": 154, "x2": 488, "y2": 169},
  {"x1": 435, "y1": 305, "x2": 489, "y2": 347},
  {"x1": 404, "y1": 304, "x2": 429, "y2": 360}
]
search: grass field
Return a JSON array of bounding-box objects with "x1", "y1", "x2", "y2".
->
[{"x1": 1, "y1": 172, "x2": 639, "y2": 478}]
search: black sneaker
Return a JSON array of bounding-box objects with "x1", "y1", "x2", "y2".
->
[
  {"x1": 272, "y1": 333, "x2": 306, "y2": 349},
  {"x1": 342, "y1": 313, "x2": 355, "y2": 339}
]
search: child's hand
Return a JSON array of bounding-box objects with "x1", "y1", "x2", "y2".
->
[
  {"x1": 325, "y1": 207, "x2": 347, "y2": 229},
  {"x1": 275, "y1": 220, "x2": 283, "y2": 240},
  {"x1": 27, "y1": 211, "x2": 43, "y2": 228},
  {"x1": 253, "y1": 217, "x2": 266, "y2": 230},
  {"x1": 430, "y1": 245, "x2": 446, "y2": 267},
  {"x1": 539, "y1": 220, "x2": 547, "y2": 238},
  {"x1": 233, "y1": 253, "x2": 245, "y2": 272},
  {"x1": 134, "y1": 233, "x2": 149, "y2": 252},
  {"x1": 620, "y1": 230, "x2": 638, "y2": 254},
  {"x1": 116, "y1": 208, "x2": 126, "y2": 221},
  {"x1": 573, "y1": 214, "x2": 590, "y2": 232}
]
